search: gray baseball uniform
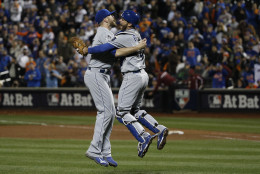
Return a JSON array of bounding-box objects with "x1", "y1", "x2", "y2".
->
[
  {"x1": 85, "y1": 27, "x2": 115, "y2": 158},
  {"x1": 109, "y1": 29, "x2": 146, "y2": 112},
  {"x1": 109, "y1": 29, "x2": 166, "y2": 143}
]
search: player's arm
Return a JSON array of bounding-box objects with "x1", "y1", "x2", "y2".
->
[
  {"x1": 85, "y1": 39, "x2": 147, "y2": 57},
  {"x1": 113, "y1": 38, "x2": 146, "y2": 57}
]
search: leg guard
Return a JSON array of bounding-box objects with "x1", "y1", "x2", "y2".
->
[
  {"x1": 116, "y1": 112, "x2": 146, "y2": 143},
  {"x1": 134, "y1": 110, "x2": 165, "y2": 134}
]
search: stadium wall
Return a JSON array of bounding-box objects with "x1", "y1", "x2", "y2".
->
[{"x1": 0, "y1": 88, "x2": 259, "y2": 112}]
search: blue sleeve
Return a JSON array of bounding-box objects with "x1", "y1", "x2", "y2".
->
[
  {"x1": 88, "y1": 43, "x2": 116, "y2": 54},
  {"x1": 24, "y1": 72, "x2": 29, "y2": 81},
  {"x1": 196, "y1": 48, "x2": 201, "y2": 56},
  {"x1": 222, "y1": 69, "x2": 228, "y2": 77},
  {"x1": 34, "y1": 69, "x2": 41, "y2": 80},
  {"x1": 110, "y1": 49, "x2": 116, "y2": 57}
]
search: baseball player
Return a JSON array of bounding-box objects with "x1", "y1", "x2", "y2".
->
[
  {"x1": 83, "y1": 9, "x2": 147, "y2": 167},
  {"x1": 84, "y1": 10, "x2": 169, "y2": 158}
]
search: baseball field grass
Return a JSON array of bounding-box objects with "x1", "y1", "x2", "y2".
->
[{"x1": 0, "y1": 113, "x2": 260, "y2": 174}]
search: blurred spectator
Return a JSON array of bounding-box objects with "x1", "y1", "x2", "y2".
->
[
  {"x1": 208, "y1": 63, "x2": 228, "y2": 88},
  {"x1": 0, "y1": 49, "x2": 12, "y2": 72},
  {"x1": 182, "y1": 41, "x2": 201, "y2": 68},
  {"x1": 17, "y1": 45, "x2": 30, "y2": 76},
  {"x1": 44, "y1": 60, "x2": 62, "y2": 88},
  {"x1": 7, "y1": 58, "x2": 20, "y2": 86},
  {"x1": 194, "y1": 0, "x2": 203, "y2": 16},
  {"x1": 163, "y1": 45, "x2": 180, "y2": 76},
  {"x1": 218, "y1": 8, "x2": 232, "y2": 26},
  {"x1": 167, "y1": 3, "x2": 177, "y2": 21},
  {"x1": 57, "y1": 37, "x2": 74, "y2": 64},
  {"x1": 43, "y1": 39, "x2": 57, "y2": 59},
  {"x1": 257, "y1": 80, "x2": 260, "y2": 88},
  {"x1": 233, "y1": 1, "x2": 247, "y2": 22},
  {"x1": 148, "y1": 70, "x2": 176, "y2": 112},
  {"x1": 159, "y1": 20, "x2": 172, "y2": 41},
  {"x1": 77, "y1": 59, "x2": 88, "y2": 87},
  {"x1": 16, "y1": 25, "x2": 42, "y2": 47},
  {"x1": 25, "y1": 56, "x2": 36, "y2": 72},
  {"x1": 245, "y1": 80, "x2": 258, "y2": 89},
  {"x1": 55, "y1": 56, "x2": 67, "y2": 76},
  {"x1": 206, "y1": 45, "x2": 223, "y2": 65},
  {"x1": 188, "y1": 29, "x2": 204, "y2": 50},
  {"x1": 10, "y1": 1, "x2": 23, "y2": 24},
  {"x1": 203, "y1": 24, "x2": 217, "y2": 54},
  {"x1": 36, "y1": 50, "x2": 47, "y2": 87},
  {"x1": 179, "y1": 0, "x2": 195, "y2": 19},
  {"x1": 187, "y1": 64, "x2": 204, "y2": 90},
  {"x1": 75, "y1": 5, "x2": 87, "y2": 28},
  {"x1": 24, "y1": 63, "x2": 41, "y2": 87},
  {"x1": 184, "y1": 22, "x2": 194, "y2": 41},
  {"x1": 230, "y1": 16, "x2": 239, "y2": 30},
  {"x1": 42, "y1": 26, "x2": 55, "y2": 46}
]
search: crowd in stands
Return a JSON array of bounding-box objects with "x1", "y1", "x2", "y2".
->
[{"x1": 0, "y1": 0, "x2": 260, "y2": 89}]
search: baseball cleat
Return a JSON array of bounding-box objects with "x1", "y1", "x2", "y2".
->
[
  {"x1": 86, "y1": 153, "x2": 109, "y2": 167},
  {"x1": 138, "y1": 134, "x2": 156, "y2": 158},
  {"x1": 157, "y1": 128, "x2": 169, "y2": 150},
  {"x1": 104, "y1": 157, "x2": 118, "y2": 167}
]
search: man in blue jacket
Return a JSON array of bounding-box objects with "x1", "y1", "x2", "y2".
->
[{"x1": 24, "y1": 63, "x2": 41, "y2": 87}]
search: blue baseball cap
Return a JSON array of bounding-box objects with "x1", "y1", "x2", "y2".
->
[
  {"x1": 121, "y1": 10, "x2": 140, "y2": 27},
  {"x1": 95, "y1": 9, "x2": 115, "y2": 24}
]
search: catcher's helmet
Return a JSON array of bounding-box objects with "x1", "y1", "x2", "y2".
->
[
  {"x1": 95, "y1": 9, "x2": 115, "y2": 24},
  {"x1": 121, "y1": 10, "x2": 140, "y2": 27}
]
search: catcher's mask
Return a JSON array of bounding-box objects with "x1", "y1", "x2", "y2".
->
[{"x1": 95, "y1": 9, "x2": 115, "y2": 24}]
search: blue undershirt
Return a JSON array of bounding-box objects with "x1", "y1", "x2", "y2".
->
[{"x1": 88, "y1": 43, "x2": 117, "y2": 56}]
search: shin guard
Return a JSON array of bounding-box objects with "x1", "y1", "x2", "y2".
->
[
  {"x1": 134, "y1": 110, "x2": 161, "y2": 134},
  {"x1": 116, "y1": 113, "x2": 145, "y2": 143}
]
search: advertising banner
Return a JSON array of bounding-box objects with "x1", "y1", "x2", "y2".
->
[{"x1": 199, "y1": 89, "x2": 260, "y2": 111}]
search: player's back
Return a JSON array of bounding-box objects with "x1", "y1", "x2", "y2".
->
[
  {"x1": 89, "y1": 27, "x2": 115, "y2": 69},
  {"x1": 109, "y1": 29, "x2": 145, "y2": 73}
]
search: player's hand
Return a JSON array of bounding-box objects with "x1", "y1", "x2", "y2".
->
[
  {"x1": 137, "y1": 38, "x2": 147, "y2": 50},
  {"x1": 69, "y1": 37, "x2": 88, "y2": 56}
]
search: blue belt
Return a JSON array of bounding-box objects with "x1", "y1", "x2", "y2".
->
[
  {"x1": 122, "y1": 69, "x2": 141, "y2": 75},
  {"x1": 88, "y1": 67, "x2": 111, "y2": 75}
]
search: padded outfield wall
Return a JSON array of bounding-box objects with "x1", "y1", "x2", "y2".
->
[{"x1": 0, "y1": 88, "x2": 259, "y2": 112}]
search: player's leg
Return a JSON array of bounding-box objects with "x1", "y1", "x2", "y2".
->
[
  {"x1": 132, "y1": 71, "x2": 169, "y2": 150},
  {"x1": 116, "y1": 111, "x2": 155, "y2": 158},
  {"x1": 117, "y1": 72, "x2": 155, "y2": 157},
  {"x1": 84, "y1": 71, "x2": 115, "y2": 160},
  {"x1": 100, "y1": 82, "x2": 118, "y2": 167}
]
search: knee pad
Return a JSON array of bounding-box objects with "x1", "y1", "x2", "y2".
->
[
  {"x1": 116, "y1": 112, "x2": 145, "y2": 143},
  {"x1": 134, "y1": 110, "x2": 161, "y2": 134}
]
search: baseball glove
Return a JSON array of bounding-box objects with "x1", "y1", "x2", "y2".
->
[{"x1": 69, "y1": 37, "x2": 88, "y2": 55}]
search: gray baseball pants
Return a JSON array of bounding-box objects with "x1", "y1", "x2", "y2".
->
[{"x1": 84, "y1": 68, "x2": 115, "y2": 158}]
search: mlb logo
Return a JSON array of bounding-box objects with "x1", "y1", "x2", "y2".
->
[
  {"x1": 208, "y1": 95, "x2": 222, "y2": 108},
  {"x1": 47, "y1": 93, "x2": 60, "y2": 106},
  {"x1": 175, "y1": 89, "x2": 190, "y2": 109}
]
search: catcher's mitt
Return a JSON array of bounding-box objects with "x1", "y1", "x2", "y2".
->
[{"x1": 69, "y1": 37, "x2": 88, "y2": 55}]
